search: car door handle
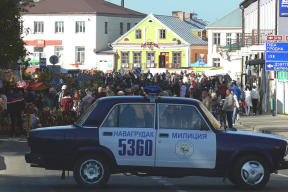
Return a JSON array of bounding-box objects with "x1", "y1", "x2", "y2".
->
[
  {"x1": 159, "y1": 133, "x2": 169, "y2": 138},
  {"x1": 103, "y1": 132, "x2": 113, "y2": 136}
]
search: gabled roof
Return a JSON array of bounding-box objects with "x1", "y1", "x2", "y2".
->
[
  {"x1": 22, "y1": 0, "x2": 145, "y2": 16},
  {"x1": 206, "y1": 8, "x2": 242, "y2": 28},
  {"x1": 154, "y1": 15, "x2": 208, "y2": 45}
]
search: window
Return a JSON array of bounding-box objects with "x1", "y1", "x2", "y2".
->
[
  {"x1": 173, "y1": 52, "x2": 181, "y2": 68},
  {"x1": 76, "y1": 21, "x2": 85, "y2": 33},
  {"x1": 195, "y1": 53, "x2": 199, "y2": 63},
  {"x1": 136, "y1": 29, "x2": 142, "y2": 39},
  {"x1": 76, "y1": 47, "x2": 85, "y2": 64},
  {"x1": 226, "y1": 33, "x2": 232, "y2": 46},
  {"x1": 213, "y1": 33, "x2": 220, "y2": 45},
  {"x1": 127, "y1": 23, "x2": 131, "y2": 31},
  {"x1": 159, "y1": 104, "x2": 208, "y2": 130},
  {"x1": 55, "y1": 46, "x2": 64, "y2": 58},
  {"x1": 55, "y1": 22, "x2": 64, "y2": 33},
  {"x1": 34, "y1": 21, "x2": 44, "y2": 33},
  {"x1": 133, "y1": 52, "x2": 141, "y2": 68},
  {"x1": 237, "y1": 33, "x2": 243, "y2": 42},
  {"x1": 120, "y1": 22, "x2": 123, "y2": 35},
  {"x1": 213, "y1": 58, "x2": 220, "y2": 67},
  {"x1": 102, "y1": 104, "x2": 155, "y2": 128},
  {"x1": 160, "y1": 29, "x2": 166, "y2": 39},
  {"x1": 146, "y1": 52, "x2": 155, "y2": 68},
  {"x1": 121, "y1": 52, "x2": 129, "y2": 68},
  {"x1": 34, "y1": 47, "x2": 45, "y2": 60},
  {"x1": 199, "y1": 103, "x2": 220, "y2": 129},
  {"x1": 198, "y1": 32, "x2": 201, "y2": 37},
  {"x1": 105, "y1": 22, "x2": 108, "y2": 34}
]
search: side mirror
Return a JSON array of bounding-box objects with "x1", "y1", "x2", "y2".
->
[{"x1": 201, "y1": 124, "x2": 210, "y2": 131}]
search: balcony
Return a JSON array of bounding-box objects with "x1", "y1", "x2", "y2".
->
[{"x1": 243, "y1": 29, "x2": 275, "y2": 46}]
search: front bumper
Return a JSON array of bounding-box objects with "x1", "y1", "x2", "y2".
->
[
  {"x1": 276, "y1": 160, "x2": 288, "y2": 170},
  {"x1": 25, "y1": 153, "x2": 45, "y2": 165}
]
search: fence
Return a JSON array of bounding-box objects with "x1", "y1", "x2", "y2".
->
[{"x1": 0, "y1": 114, "x2": 31, "y2": 136}]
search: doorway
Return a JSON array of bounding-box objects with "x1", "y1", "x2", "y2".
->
[{"x1": 159, "y1": 52, "x2": 169, "y2": 68}]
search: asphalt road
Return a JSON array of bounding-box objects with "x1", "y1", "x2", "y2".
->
[{"x1": 1, "y1": 125, "x2": 288, "y2": 192}]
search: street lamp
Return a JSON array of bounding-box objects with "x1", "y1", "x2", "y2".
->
[{"x1": 17, "y1": 56, "x2": 23, "y2": 81}]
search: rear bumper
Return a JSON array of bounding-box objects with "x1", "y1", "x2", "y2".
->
[
  {"x1": 276, "y1": 160, "x2": 288, "y2": 170},
  {"x1": 25, "y1": 153, "x2": 45, "y2": 165}
]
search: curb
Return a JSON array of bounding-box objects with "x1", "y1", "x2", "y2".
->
[
  {"x1": 238, "y1": 121, "x2": 288, "y2": 139},
  {"x1": 0, "y1": 136, "x2": 26, "y2": 150}
]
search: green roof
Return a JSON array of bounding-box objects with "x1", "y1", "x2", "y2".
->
[{"x1": 206, "y1": 8, "x2": 242, "y2": 28}]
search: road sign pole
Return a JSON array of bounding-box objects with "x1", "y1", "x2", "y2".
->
[{"x1": 283, "y1": 82, "x2": 285, "y2": 114}]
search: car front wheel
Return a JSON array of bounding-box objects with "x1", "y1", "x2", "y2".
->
[
  {"x1": 233, "y1": 155, "x2": 270, "y2": 190},
  {"x1": 73, "y1": 154, "x2": 110, "y2": 189}
]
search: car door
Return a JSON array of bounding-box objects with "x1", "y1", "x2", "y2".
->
[
  {"x1": 99, "y1": 103, "x2": 156, "y2": 166},
  {"x1": 155, "y1": 104, "x2": 216, "y2": 169}
]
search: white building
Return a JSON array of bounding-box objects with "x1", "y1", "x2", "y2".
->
[
  {"x1": 206, "y1": 8, "x2": 243, "y2": 80},
  {"x1": 21, "y1": 0, "x2": 145, "y2": 72}
]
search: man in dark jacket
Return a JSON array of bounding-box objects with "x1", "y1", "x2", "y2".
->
[
  {"x1": 7, "y1": 88, "x2": 25, "y2": 137},
  {"x1": 44, "y1": 88, "x2": 58, "y2": 110},
  {"x1": 80, "y1": 91, "x2": 94, "y2": 114},
  {"x1": 26, "y1": 87, "x2": 35, "y2": 104}
]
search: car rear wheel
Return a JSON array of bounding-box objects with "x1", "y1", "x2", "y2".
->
[
  {"x1": 73, "y1": 154, "x2": 110, "y2": 189},
  {"x1": 233, "y1": 155, "x2": 270, "y2": 190}
]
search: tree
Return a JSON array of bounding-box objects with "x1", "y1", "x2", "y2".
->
[{"x1": 0, "y1": 0, "x2": 34, "y2": 69}]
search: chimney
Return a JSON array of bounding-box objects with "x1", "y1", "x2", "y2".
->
[
  {"x1": 187, "y1": 13, "x2": 193, "y2": 19},
  {"x1": 121, "y1": 0, "x2": 124, "y2": 7},
  {"x1": 177, "y1": 11, "x2": 185, "y2": 21}
]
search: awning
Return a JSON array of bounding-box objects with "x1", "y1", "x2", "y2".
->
[
  {"x1": 204, "y1": 69, "x2": 227, "y2": 76},
  {"x1": 16, "y1": 81, "x2": 50, "y2": 90},
  {"x1": 193, "y1": 67, "x2": 222, "y2": 72}
]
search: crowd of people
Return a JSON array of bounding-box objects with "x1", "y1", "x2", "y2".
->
[{"x1": 0, "y1": 69, "x2": 264, "y2": 137}]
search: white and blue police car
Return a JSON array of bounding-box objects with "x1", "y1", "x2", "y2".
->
[{"x1": 25, "y1": 86, "x2": 288, "y2": 190}]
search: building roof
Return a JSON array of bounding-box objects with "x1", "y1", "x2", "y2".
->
[
  {"x1": 153, "y1": 15, "x2": 208, "y2": 45},
  {"x1": 22, "y1": 0, "x2": 146, "y2": 16},
  {"x1": 96, "y1": 47, "x2": 115, "y2": 54},
  {"x1": 206, "y1": 8, "x2": 242, "y2": 28}
]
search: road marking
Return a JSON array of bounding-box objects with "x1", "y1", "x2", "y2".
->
[
  {"x1": 0, "y1": 152, "x2": 17, "y2": 156},
  {"x1": 275, "y1": 173, "x2": 288, "y2": 178}
]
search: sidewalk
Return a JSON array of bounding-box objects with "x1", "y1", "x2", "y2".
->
[
  {"x1": 0, "y1": 135, "x2": 26, "y2": 149},
  {"x1": 237, "y1": 112, "x2": 288, "y2": 139}
]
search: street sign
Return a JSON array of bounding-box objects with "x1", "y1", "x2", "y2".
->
[
  {"x1": 40, "y1": 58, "x2": 46, "y2": 69},
  {"x1": 278, "y1": 71, "x2": 288, "y2": 82},
  {"x1": 28, "y1": 62, "x2": 33, "y2": 68},
  {"x1": 266, "y1": 62, "x2": 288, "y2": 71},
  {"x1": 266, "y1": 52, "x2": 288, "y2": 61},
  {"x1": 135, "y1": 68, "x2": 141, "y2": 74},
  {"x1": 199, "y1": 59, "x2": 205, "y2": 65},
  {"x1": 267, "y1": 35, "x2": 283, "y2": 41},
  {"x1": 280, "y1": 0, "x2": 288, "y2": 17},
  {"x1": 266, "y1": 42, "x2": 288, "y2": 52},
  {"x1": 49, "y1": 55, "x2": 59, "y2": 65}
]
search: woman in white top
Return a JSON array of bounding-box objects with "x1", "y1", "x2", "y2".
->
[
  {"x1": 231, "y1": 90, "x2": 239, "y2": 126},
  {"x1": 244, "y1": 87, "x2": 252, "y2": 116},
  {"x1": 251, "y1": 86, "x2": 260, "y2": 115}
]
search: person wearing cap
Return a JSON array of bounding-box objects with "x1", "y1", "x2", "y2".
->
[
  {"x1": 44, "y1": 87, "x2": 58, "y2": 110},
  {"x1": 58, "y1": 85, "x2": 67, "y2": 108}
]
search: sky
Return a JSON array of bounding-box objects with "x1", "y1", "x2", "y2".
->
[{"x1": 106, "y1": 0, "x2": 243, "y2": 23}]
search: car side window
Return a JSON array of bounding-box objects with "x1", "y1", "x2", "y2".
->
[
  {"x1": 102, "y1": 104, "x2": 155, "y2": 128},
  {"x1": 159, "y1": 104, "x2": 208, "y2": 130}
]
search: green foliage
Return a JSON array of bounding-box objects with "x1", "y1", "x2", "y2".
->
[{"x1": 0, "y1": 0, "x2": 34, "y2": 69}]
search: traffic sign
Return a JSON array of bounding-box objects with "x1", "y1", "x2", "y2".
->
[
  {"x1": 267, "y1": 35, "x2": 283, "y2": 41},
  {"x1": 266, "y1": 52, "x2": 288, "y2": 61},
  {"x1": 28, "y1": 62, "x2": 33, "y2": 68},
  {"x1": 135, "y1": 68, "x2": 141, "y2": 74},
  {"x1": 266, "y1": 62, "x2": 288, "y2": 71},
  {"x1": 49, "y1": 55, "x2": 59, "y2": 65},
  {"x1": 40, "y1": 58, "x2": 46, "y2": 69},
  {"x1": 199, "y1": 59, "x2": 205, "y2": 65},
  {"x1": 266, "y1": 42, "x2": 288, "y2": 52},
  {"x1": 278, "y1": 71, "x2": 288, "y2": 82}
]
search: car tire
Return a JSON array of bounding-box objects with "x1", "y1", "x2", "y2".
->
[
  {"x1": 228, "y1": 172, "x2": 236, "y2": 185},
  {"x1": 73, "y1": 154, "x2": 110, "y2": 189},
  {"x1": 233, "y1": 155, "x2": 270, "y2": 190}
]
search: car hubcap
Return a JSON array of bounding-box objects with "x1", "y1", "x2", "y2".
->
[
  {"x1": 80, "y1": 160, "x2": 104, "y2": 184},
  {"x1": 241, "y1": 161, "x2": 264, "y2": 185}
]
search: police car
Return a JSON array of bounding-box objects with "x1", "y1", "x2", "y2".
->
[{"x1": 25, "y1": 86, "x2": 288, "y2": 190}]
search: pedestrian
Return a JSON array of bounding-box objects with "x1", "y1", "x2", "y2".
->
[
  {"x1": 231, "y1": 90, "x2": 239, "y2": 126},
  {"x1": 251, "y1": 86, "x2": 260, "y2": 115},
  {"x1": 26, "y1": 87, "x2": 35, "y2": 104},
  {"x1": 72, "y1": 90, "x2": 79, "y2": 111},
  {"x1": 227, "y1": 79, "x2": 233, "y2": 89},
  {"x1": 80, "y1": 91, "x2": 94, "y2": 114},
  {"x1": 44, "y1": 88, "x2": 58, "y2": 110},
  {"x1": 202, "y1": 91, "x2": 211, "y2": 111},
  {"x1": 210, "y1": 92, "x2": 219, "y2": 120},
  {"x1": 223, "y1": 89, "x2": 234, "y2": 128},
  {"x1": 257, "y1": 85, "x2": 264, "y2": 114},
  {"x1": 0, "y1": 89, "x2": 7, "y2": 111},
  {"x1": 219, "y1": 81, "x2": 227, "y2": 99},
  {"x1": 7, "y1": 88, "x2": 25, "y2": 137},
  {"x1": 219, "y1": 99, "x2": 227, "y2": 128},
  {"x1": 230, "y1": 82, "x2": 241, "y2": 101},
  {"x1": 58, "y1": 85, "x2": 67, "y2": 108},
  {"x1": 106, "y1": 85, "x2": 115, "y2": 97},
  {"x1": 78, "y1": 89, "x2": 85, "y2": 101},
  {"x1": 244, "y1": 87, "x2": 252, "y2": 116},
  {"x1": 180, "y1": 83, "x2": 187, "y2": 97},
  {"x1": 61, "y1": 92, "x2": 73, "y2": 111}
]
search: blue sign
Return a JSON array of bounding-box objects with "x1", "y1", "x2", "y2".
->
[
  {"x1": 28, "y1": 62, "x2": 33, "y2": 68},
  {"x1": 280, "y1": 0, "x2": 288, "y2": 17},
  {"x1": 135, "y1": 68, "x2": 141, "y2": 74},
  {"x1": 40, "y1": 58, "x2": 47, "y2": 69},
  {"x1": 199, "y1": 59, "x2": 205, "y2": 65},
  {"x1": 266, "y1": 62, "x2": 288, "y2": 71},
  {"x1": 266, "y1": 52, "x2": 288, "y2": 61},
  {"x1": 266, "y1": 43, "x2": 288, "y2": 52}
]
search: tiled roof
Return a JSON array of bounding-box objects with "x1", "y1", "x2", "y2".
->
[
  {"x1": 22, "y1": 0, "x2": 146, "y2": 16},
  {"x1": 154, "y1": 15, "x2": 208, "y2": 45},
  {"x1": 206, "y1": 8, "x2": 242, "y2": 28}
]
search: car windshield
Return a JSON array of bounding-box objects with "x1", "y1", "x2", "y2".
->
[
  {"x1": 74, "y1": 100, "x2": 99, "y2": 126},
  {"x1": 199, "y1": 103, "x2": 221, "y2": 130}
]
